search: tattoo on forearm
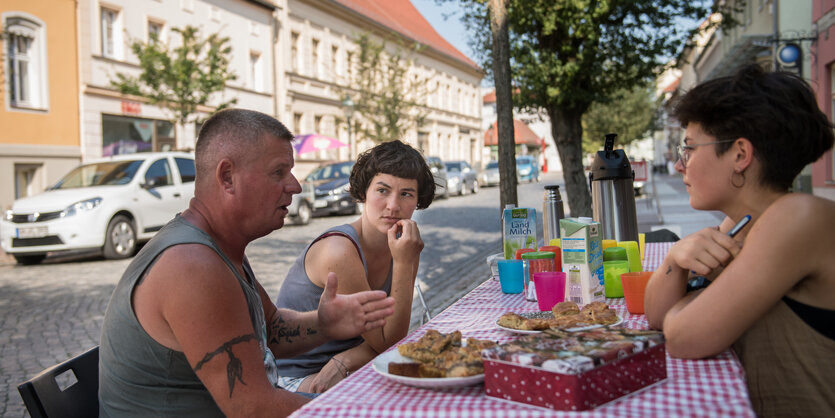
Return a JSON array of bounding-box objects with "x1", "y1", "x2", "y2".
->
[
  {"x1": 306, "y1": 327, "x2": 318, "y2": 335},
  {"x1": 193, "y1": 334, "x2": 256, "y2": 398},
  {"x1": 269, "y1": 315, "x2": 301, "y2": 344},
  {"x1": 665, "y1": 265, "x2": 672, "y2": 276}
]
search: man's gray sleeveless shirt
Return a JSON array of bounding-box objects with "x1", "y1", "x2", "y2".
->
[{"x1": 98, "y1": 216, "x2": 280, "y2": 417}]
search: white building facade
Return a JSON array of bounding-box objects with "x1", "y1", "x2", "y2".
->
[
  {"x1": 77, "y1": 0, "x2": 277, "y2": 160},
  {"x1": 279, "y1": 0, "x2": 483, "y2": 176}
]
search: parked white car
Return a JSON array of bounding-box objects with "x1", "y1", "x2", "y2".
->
[{"x1": 1, "y1": 152, "x2": 196, "y2": 265}]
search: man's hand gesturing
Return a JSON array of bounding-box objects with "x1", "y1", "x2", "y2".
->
[{"x1": 317, "y1": 272, "x2": 395, "y2": 340}]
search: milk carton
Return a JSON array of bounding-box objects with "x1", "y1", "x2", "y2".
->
[
  {"x1": 560, "y1": 217, "x2": 605, "y2": 305},
  {"x1": 502, "y1": 207, "x2": 538, "y2": 260}
]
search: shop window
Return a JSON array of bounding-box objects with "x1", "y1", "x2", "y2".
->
[
  {"x1": 4, "y1": 14, "x2": 48, "y2": 110},
  {"x1": 102, "y1": 114, "x2": 177, "y2": 156}
]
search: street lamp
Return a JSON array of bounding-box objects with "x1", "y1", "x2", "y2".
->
[{"x1": 341, "y1": 95, "x2": 355, "y2": 157}]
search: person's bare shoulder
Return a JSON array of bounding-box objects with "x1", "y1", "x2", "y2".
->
[
  {"x1": 135, "y1": 243, "x2": 250, "y2": 347},
  {"x1": 306, "y1": 234, "x2": 366, "y2": 289},
  {"x1": 764, "y1": 194, "x2": 835, "y2": 229}
]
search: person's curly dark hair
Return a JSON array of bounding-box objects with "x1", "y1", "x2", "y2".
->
[
  {"x1": 673, "y1": 64, "x2": 834, "y2": 191},
  {"x1": 349, "y1": 140, "x2": 436, "y2": 209}
]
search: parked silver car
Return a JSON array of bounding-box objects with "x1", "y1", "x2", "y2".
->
[
  {"x1": 425, "y1": 156, "x2": 448, "y2": 199},
  {"x1": 287, "y1": 180, "x2": 314, "y2": 225},
  {"x1": 480, "y1": 160, "x2": 501, "y2": 187},
  {"x1": 444, "y1": 161, "x2": 479, "y2": 195}
]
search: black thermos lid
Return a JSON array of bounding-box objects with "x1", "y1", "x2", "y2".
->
[{"x1": 589, "y1": 133, "x2": 633, "y2": 181}]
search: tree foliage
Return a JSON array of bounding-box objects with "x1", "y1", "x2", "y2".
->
[
  {"x1": 446, "y1": 0, "x2": 732, "y2": 216},
  {"x1": 582, "y1": 84, "x2": 658, "y2": 154},
  {"x1": 110, "y1": 26, "x2": 236, "y2": 128},
  {"x1": 346, "y1": 33, "x2": 430, "y2": 144}
]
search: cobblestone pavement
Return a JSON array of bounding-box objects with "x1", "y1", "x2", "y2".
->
[
  {"x1": 0, "y1": 170, "x2": 711, "y2": 416},
  {"x1": 0, "y1": 174, "x2": 530, "y2": 417}
]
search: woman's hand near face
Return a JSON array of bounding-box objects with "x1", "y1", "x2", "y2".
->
[
  {"x1": 667, "y1": 226, "x2": 742, "y2": 277},
  {"x1": 387, "y1": 219, "x2": 423, "y2": 267}
]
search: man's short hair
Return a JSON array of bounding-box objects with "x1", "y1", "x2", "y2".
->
[
  {"x1": 195, "y1": 109, "x2": 294, "y2": 185},
  {"x1": 349, "y1": 140, "x2": 436, "y2": 209}
]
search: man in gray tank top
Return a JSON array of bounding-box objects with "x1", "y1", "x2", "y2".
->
[{"x1": 98, "y1": 109, "x2": 395, "y2": 417}]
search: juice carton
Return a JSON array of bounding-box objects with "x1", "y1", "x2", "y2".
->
[
  {"x1": 560, "y1": 217, "x2": 605, "y2": 305},
  {"x1": 502, "y1": 207, "x2": 538, "y2": 260}
]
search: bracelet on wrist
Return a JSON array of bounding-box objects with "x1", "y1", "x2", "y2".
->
[{"x1": 332, "y1": 356, "x2": 350, "y2": 378}]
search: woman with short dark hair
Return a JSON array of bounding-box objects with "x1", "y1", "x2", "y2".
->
[
  {"x1": 644, "y1": 65, "x2": 835, "y2": 416},
  {"x1": 274, "y1": 140, "x2": 436, "y2": 393}
]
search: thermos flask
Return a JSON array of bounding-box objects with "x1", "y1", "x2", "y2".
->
[
  {"x1": 542, "y1": 185, "x2": 565, "y2": 244},
  {"x1": 589, "y1": 133, "x2": 639, "y2": 242}
]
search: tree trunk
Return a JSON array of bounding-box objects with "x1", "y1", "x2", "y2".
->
[
  {"x1": 488, "y1": 0, "x2": 517, "y2": 209},
  {"x1": 548, "y1": 106, "x2": 593, "y2": 217}
]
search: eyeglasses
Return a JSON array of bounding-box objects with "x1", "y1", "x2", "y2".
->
[{"x1": 675, "y1": 139, "x2": 736, "y2": 167}]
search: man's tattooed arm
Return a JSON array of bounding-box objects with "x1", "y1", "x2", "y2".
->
[
  {"x1": 193, "y1": 334, "x2": 257, "y2": 398},
  {"x1": 268, "y1": 313, "x2": 319, "y2": 346}
]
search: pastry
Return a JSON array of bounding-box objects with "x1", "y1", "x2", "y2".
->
[
  {"x1": 388, "y1": 362, "x2": 422, "y2": 377},
  {"x1": 393, "y1": 330, "x2": 496, "y2": 378},
  {"x1": 552, "y1": 301, "x2": 580, "y2": 317},
  {"x1": 497, "y1": 312, "x2": 550, "y2": 330}
]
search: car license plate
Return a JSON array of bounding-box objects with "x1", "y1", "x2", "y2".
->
[
  {"x1": 17, "y1": 226, "x2": 49, "y2": 238},
  {"x1": 314, "y1": 199, "x2": 327, "y2": 209}
]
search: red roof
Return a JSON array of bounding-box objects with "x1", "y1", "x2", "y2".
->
[
  {"x1": 663, "y1": 77, "x2": 681, "y2": 93},
  {"x1": 335, "y1": 0, "x2": 479, "y2": 70},
  {"x1": 483, "y1": 119, "x2": 542, "y2": 147},
  {"x1": 483, "y1": 90, "x2": 496, "y2": 104}
]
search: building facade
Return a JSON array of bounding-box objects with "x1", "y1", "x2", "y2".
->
[
  {"x1": 280, "y1": 0, "x2": 483, "y2": 176},
  {"x1": 2, "y1": 0, "x2": 483, "y2": 210},
  {"x1": 810, "y1": 0, "x2": 835, "y2": 200},
  {"x1": 665, "y1": 0, "x2": 835, "y2": 198},
  {"x1": 1, "y1": 0, "x2": 82, "y2": 211},
  {"x1": 76, "y1": 0, "x2": 277, "y2": 160}
]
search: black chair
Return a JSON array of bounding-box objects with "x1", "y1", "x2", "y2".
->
[
  {"x1": 18, "y1": 346, "x2": 99, "y2": 418},
  {"x1": 644, "y1": 228, "x2": 681, "y2": 243}
]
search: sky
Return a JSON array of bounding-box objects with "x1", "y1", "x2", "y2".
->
[{"x1": 410, "y1": 0, "x2": 477, "y2": 63}]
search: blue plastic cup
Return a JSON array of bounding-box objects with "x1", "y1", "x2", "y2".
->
[{"x1": 497, "y1": 259, "x2": 524, "y2": 294}]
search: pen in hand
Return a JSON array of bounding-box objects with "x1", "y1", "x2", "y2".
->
[
  {"x1": 727, "y1": 215, "x2": 752, "y2": 238},
  {"x1": 687, "y1": 214, "x2": 752, "y2": 291}
]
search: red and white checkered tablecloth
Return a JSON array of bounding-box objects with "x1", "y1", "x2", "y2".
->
[{"x1": 290, "y1": 243, "x2": 755, "y2": 417}]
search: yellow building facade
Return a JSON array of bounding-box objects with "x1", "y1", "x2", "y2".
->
[{"x1": 0, "y1": 0, "x2": 81, "y2": 211}]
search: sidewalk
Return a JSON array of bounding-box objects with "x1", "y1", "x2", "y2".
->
[{"x1": 637, "y1": 171, "x2": 724, "y2": 238}]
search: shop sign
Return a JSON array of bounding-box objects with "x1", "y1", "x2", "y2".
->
[{"x1": 121, "y1": 100, "x2": 141, "y2": 115}]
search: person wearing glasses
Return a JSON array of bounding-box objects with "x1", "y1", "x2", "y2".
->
[
  {"x1": 644, "y1": 65, "x2": 835, "y2": 416},
  {"x1": 273, "y1": 140, "x2": 436, "y2": 393}
]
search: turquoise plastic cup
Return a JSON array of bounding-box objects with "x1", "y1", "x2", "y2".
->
[
  {"x1": 603, "y1": 260, "x2": 629, "y2": 298},
  {"x1": 497, "y1": 259, "x2": 524, "y2": 294}
]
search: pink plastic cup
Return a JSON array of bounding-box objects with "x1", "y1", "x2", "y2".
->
[{"x1": 533, "y1": 271, "x2": 566, "y2": 311}]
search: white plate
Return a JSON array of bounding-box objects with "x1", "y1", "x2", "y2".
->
[
  {"x1": 495, "y1": 311, "x2": 623, "y2": 334},
  {"x1": 372, "y1": 349, "x2": 484, "y2": 388}
]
